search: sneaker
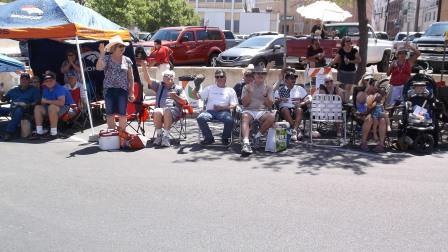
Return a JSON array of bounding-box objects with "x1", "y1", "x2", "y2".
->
[
  {"x1": 161, "y1": 136, "x2": 171, "y2": 147},
  {"x1": 290, "y1": 129, "x2": 298, "y2": 142},
  {"x1": 253, "y1": 135, "x2": 261, "y2": 149},
  {"x1": 153, "y1": 134, "x2": 163, "y2": 146},
  {"x1": 241, "y1": 143, "x2": 253, "y2": 155},
  {"x1": 200, "y1": 138, "x2": 215, "y2": 145}
]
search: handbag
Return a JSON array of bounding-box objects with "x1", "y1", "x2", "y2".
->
[{"x1": 118, "y1": 130, "x2": 146, "y2": 150}]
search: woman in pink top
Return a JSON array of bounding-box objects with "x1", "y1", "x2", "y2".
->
[{"x1": 386, "y1": 44, "x2": 420, "y2": 106}]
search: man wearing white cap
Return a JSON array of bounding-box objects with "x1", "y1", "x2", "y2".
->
[{"x1": 141, "y1": 61, "x2": 186, "y2": 147}]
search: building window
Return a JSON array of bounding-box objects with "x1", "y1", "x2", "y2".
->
[
  {"x1": 233, "y1": 20, "x2": 240, "y2": 33},
  {"x1": 433, "y1": 11, "x2": 436, "y2": 20},
  {"x1": 225, "y1": 20, "x2": 231, "y2": 30}
]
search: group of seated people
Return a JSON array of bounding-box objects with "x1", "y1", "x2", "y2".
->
[{"x1": 0, "y1": 70, "x2": 86, "y2": 141}]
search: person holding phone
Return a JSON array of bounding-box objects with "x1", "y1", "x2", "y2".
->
[
  {"x1": 141, "y1": 60, "x2": 186, "y2": 147},
  {"x1": 96, "y1": 35, "x2": 134, "y2": 132}
]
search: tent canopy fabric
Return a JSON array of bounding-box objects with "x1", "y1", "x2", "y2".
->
[
  {"x1": 296, "y1": 1, "x2": 352, "y2": 22},
  {"x1": 0, "y1": 53, "x2": 25, "y2": 72},
  {"x1": 0, "y1": 0, "x2": 130, "y2": 40}
]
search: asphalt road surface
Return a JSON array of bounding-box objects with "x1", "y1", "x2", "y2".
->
[{"x1": 1, "y1": 121, "x2": 448, "y2": 251}]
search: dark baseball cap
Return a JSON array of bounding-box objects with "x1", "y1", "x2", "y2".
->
[{"x1": 43, "y1": 71, "x2": 56, "y2": 81}]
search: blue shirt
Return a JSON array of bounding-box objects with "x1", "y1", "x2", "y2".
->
[
  {"x1": 5, "y1": 85, "x2": 40, "y2": 104},
  {"x1": 43, "y1": 84, "x2": 73, "y2": 106}
]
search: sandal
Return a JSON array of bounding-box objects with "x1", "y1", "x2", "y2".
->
[
  {"x1": 373, "y1": 144, "x2": 385, "y2": 153},
  {"x1": 360, "y1": 143, "x2": 369, "y2": 151}
]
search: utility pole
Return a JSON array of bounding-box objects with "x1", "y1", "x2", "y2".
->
[
  {"x1": 414, "y1": 0, "x2": 420, "y2": 31},
  {"x1": 384, "y1": 0, "x2": 390, "y2": 32},
  {"x1": 437, "y1": 0, "x2": 442, "y2": 21},
  {"x1": 283, "y1": 0, "x2": 287, "y2": 68}
]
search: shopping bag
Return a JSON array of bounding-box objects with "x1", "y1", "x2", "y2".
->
[{"x1": 265, "y1": 127, "x2": 288, "y2": 152}]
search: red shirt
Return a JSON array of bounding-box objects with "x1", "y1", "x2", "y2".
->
[
  {"x1": 149, "y1": 46, "x2": 172, "y2": 64},
  {"x1": 390, "y1": 60, "x2": 412, "y2": 86}
]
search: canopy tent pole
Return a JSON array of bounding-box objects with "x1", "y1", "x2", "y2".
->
[{"x1": 75, "y1": 36, "x2": 96, "y2": 141}]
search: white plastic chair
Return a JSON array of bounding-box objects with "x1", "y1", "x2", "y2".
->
[{"x1": 309, "y1": 94, "x2": 347, "y2": 146}]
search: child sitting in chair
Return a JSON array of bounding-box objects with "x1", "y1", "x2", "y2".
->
[
  {"x1": 367, "y1": 83, "x2": 390, "y2": 141},
  {"x1": 407, "y1": 81, "x2": 433, "y2": 124}
]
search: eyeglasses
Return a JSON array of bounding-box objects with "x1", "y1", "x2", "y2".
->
[
  {"x1": 325, "y1": 80, "x2": 333, "y2": 83},
  {"x1": 215, "y1": 76, "x2": 226, "y2": 79},
  {"x1": 117, "y1": 45, "x2": 125, "y2": 48}
]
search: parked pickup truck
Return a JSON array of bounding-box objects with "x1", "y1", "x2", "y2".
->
[
  {"x1": 413, "y1": 22, "x2": 448, "y2": 73},
  {"x1": 286, "y1": 23, "x2": 394, "y2": 72}
]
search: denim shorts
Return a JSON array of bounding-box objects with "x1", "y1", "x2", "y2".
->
[{"x1": 104, "y1": 88, "x2": 128, "y2": 116}]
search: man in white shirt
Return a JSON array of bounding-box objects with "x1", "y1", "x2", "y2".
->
[
  {"x1": 192, "y1": 69, "x2": 238, "y2": 145},
  {"x1": 274, "y1": 70, "x2": 310, "y2": 141}
]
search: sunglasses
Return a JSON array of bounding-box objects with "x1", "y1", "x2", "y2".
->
[
  {"x1": 163, "y1": 75, "x2": 174, "y2": 78},
  {"x1": 255, "y1": 72, "x2": 267, "y2": 76},
  {"x1": 286, "y1": 75, "x2": 297, "y2": 79},
  {"x1": 117, "y1": 45, "x2": 125, "y2": 48},
  {"x1": 215, "y1": 76, "x2": 226, "y2": 79},
  {"x1": 325, "y1": 80, "x2": 333, "y2": 83}
]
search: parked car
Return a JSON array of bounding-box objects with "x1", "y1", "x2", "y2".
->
[
  {"x1": 235, "y1": 34, "x2": 249, "y2": 40},
  {"x1": 413, "y1": 22, "x2": 448, "y2": 72},
  {"x1": 134, "y1": 26, "x2": 226, "y2": 66},
  {"x1": 217, "y1": 34, "x2": 294, "y2": 68},
  {"x1": 247, "y1": 31, "x2": 279, "y2": 39},
  {"x1": 137, "y1": 32, "x2": 152, "y2": 41},
  {"x1": 222, "y1": 30, "x2": 242, "y2": 49}
]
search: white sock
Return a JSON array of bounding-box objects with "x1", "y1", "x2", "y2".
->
[
  {"x1": 155, "y1": 128, "x2": 162, "y2": 136},
  {"x1": 50, "y1": 128, "x2": 57, "y2": 136},
  {"x1": 163, "y1": 129, "x2": 170, "y2": 137},
  {"x1": 243, "y1": 138, "x2": 250, "y2": 144},
  {"x1": 36, "y1": 126, "x2": 43, "y2": 134}
]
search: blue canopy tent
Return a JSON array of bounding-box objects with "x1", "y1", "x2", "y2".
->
[
  {"x1": 0, "y1": 0, "x2": 141, "y2": 139},
  {"x1": 0, "y1": 54, "x2": 25, "y2": 73}
]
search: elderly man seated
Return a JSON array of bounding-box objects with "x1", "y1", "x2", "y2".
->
[
  {"x1": 32, "y1": 71, "x2": 74, "y2": 139},
  {"x1": 0, "y1": 73, "x2": 40, "y2": 141},
  {"x1": 141, "y1": 60, "x2": 186, "y2": 147},
  {"x1": 192, "y1": 69, "x2": 238, "y2": 146},
  {"x1": 240, "y1": 66, "x2": 275, "y2": 155},
  {"x1": 274, "y1": 69, "x2": 310, "y2": 141}
]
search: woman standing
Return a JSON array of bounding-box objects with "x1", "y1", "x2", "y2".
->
[
  {"x1": 96, "y1": 35, "x2": 134, "y2": 131},
  {"x1": 60, "y1": 49, "x2": 82, "y2": 84},
  {"x1": 329, "y1": 36, "x2": 361, "y2": 102},
  {"x1": 386, "y1": 44, "x2": 420, "y2": 106}
]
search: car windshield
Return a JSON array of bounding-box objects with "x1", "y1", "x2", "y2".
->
[
  {"x1": 236, "y1": 36, "x2": 274, "y2": 48},
  {"x1": 150, "y1": 29, "x2": 180, "y2": 41},
  {"x1": 138, "y1": 33, "x2": 149, "y2": 40},
  {"x1": 424, "y1": 23, "x2": 448, "y2": 36}
]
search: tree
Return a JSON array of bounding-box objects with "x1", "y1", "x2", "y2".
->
[
  {"x1": 356, "y1": 0, "x2": 368, "y2": 81},
  {"x1": 84, "y1": 0, "x2": 200, "y2": 32}
]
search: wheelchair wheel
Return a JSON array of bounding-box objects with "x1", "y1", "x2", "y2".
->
[{"x1": 413, "y1": 133, "x2": 434, "y2": 154}]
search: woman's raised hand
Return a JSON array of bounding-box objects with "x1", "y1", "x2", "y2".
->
[{"x1": 98, "y1": 43, "x2": 105, "y2": 54}]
